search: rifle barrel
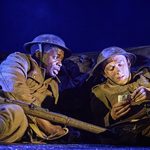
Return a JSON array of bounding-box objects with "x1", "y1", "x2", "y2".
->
[{"x1": 0, "y1": 97, "x2": 107, "y2": 134}]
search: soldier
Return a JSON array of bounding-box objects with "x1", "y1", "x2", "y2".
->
[
  {"x1": 0, "y1": 34, "x2": 71, "y2": 143},
  {"x1": 91, "y1": 46, "x2": 150, "y2": 144}
]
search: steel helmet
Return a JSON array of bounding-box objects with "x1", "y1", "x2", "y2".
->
[
  {"x1": 24, "y1": 34, "x2": 71, "y2": 58},
  {"x1": 93, "y1": 46, "x2": 136, "y2": 75}
]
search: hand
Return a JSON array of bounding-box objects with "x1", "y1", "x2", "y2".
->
[
  {"x1": 36, "y1": 118, "x2": 66, "y2": 136},
  {"x1": 111, "y1": 101, "x2": 131, "y2": 120},
  {"x1": 131, "y1": 86, "x2": 150, "y2": 102}
]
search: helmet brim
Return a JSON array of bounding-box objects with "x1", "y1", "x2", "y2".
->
[
  {"x1": 24, "y1": 41, "x2": 72, "y2": 58},
  {"x1": 92, "y1": 52, "x2": 136, "y2": 75}
]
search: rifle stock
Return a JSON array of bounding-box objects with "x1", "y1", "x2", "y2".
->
[{"x1": 0, "y1": 96, "x2": 107, "y2": 134}]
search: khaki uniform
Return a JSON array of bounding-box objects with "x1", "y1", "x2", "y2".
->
[
  {"x1": 0, "y1": 52, "x2": 59, "y2": 143},
  {"x1": 91, "y1": 67, "x2": 150, "y2": 138}
]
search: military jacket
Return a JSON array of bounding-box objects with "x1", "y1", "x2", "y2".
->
[
  {"x1": 0, "y1": 52, "x2": 59, "y2": 106},
  {"x1": 91, "y1": 67, "x2": 150, "y2": 127}
]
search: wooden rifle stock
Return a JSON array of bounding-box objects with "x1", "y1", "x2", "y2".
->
[{"x1": 0, "y1": 96, "x2": 107, "y2": 134}]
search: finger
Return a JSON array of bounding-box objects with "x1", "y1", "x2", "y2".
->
[
  {"x1": 114, "y1": 101, "x2": 129, "y2": 108},
  {"x1": 131, "y1": 89, "x2": 139, "y2": 99},
  {"x1": 132, "y1": 88, "x2": 144, "y2": 100},
  {"x1": 117, "y1": 107, "x2": 131, "y2": 118},
  {"x1": 131, "y1": 86, "x2": 143, "y2": 99},
  {"x1": 134, "y1": 92, "x2": 146, "y2": 102},
  {"x1": 56, "y1": 128, "x2": 66, "y2": 135},
  {"x1": 112, "y1": 105, "x2": 130, "y2": 120},
  {"x1": 113, "y1": 101, "x2": 130, "y2": 112},
  {"x1": 115, "y1": 104, "x2": 130, "y2": 116}
]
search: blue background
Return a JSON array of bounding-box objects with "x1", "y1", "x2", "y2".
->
[{"x1": 1, "y1": 0, "x2": 150, "y2": 54}]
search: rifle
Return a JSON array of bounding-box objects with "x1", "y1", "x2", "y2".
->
[{"x1": 0, "y1": 96, "x2": 108, "y2": 134}]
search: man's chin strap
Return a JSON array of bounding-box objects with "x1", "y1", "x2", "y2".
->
[{"x1": 38, "y1": 43, "x2": 44, "y2": 68}]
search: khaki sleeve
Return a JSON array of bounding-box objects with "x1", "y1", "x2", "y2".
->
[{"x1": 0, "y1": 52, "x2": 39, "y2": 105}]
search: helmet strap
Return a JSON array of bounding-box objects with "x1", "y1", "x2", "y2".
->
[{"x1": 38, "y1": 43, "x2": 44, "y2": 67}]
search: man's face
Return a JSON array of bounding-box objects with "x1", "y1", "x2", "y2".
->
[
  {"x1": 104, "y1": 55, "x2": 131, "y2": 85},
  {"x1": 43, "y1": 47, "x2": 64, "y2": 77}
]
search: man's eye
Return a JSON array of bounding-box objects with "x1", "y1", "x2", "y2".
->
[
  {"x1": 107, "y1": 66, "x2": 114, "y2": 71},
  {"x1": 53, "y1": 56, "x2": 58, "y2": 59},
  {"x1": 118, "y1": 61, "x2": 124, "y2": 66}
]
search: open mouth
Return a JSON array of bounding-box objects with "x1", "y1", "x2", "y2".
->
[{"x1": 53, "y1": 69, "x2": 59, "y2": 75}]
